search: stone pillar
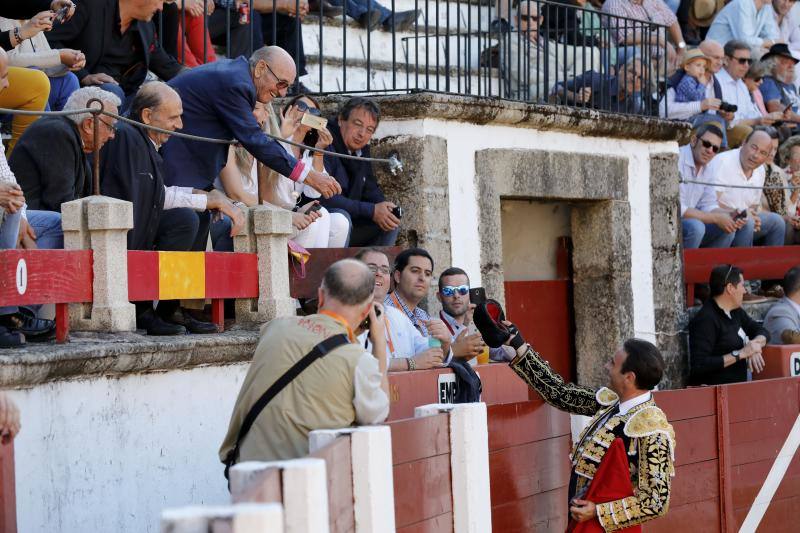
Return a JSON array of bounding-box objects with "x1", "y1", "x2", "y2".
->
[
  {"x1": 571, "y1": 200, "x2": 635, "y2": 389},
  {"x1": 234, "y1": 205, "x2": 295, "y2": 324},
  {"x1": 373, "y1": 135, "x2": 452, "y2": 311},
  {"x1": 230, "y1": 458, "x2": 329, "y2": 533},
  {"x1": 309, "y1": 426, "x2": 395, "y2": 533},
  {"x1": 414, "y1": 403, "x2": 491, "y2": 533},
  {"x1": 61, "y1": 196, "x2": 136, "y2": 332},
  {"x1": 160, "y1": 503, "x2": 283, "y2": 533},
  {"x1": 649, "y1": 153, "x2": 687, "y2": 389}
]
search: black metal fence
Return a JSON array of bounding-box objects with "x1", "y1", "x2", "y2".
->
[{"x1": 159, "y1": 0, "x2": 669, "y2": 117}]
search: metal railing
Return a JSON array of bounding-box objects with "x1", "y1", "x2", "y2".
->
[{"x1": 158, "y1": 0, "x2": 669, "y2": 117}]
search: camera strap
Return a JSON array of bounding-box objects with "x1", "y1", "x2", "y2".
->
[{"x1": 223, "y1": 333, "x2": 350, "y2": 480}]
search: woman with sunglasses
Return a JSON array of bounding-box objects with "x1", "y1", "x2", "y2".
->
[{"x1": 745, "y1": 62, "x2": 769, "y2": 117}]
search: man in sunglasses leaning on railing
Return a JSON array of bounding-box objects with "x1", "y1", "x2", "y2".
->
[{"x1": 161, "y1": 45, "x2": 341, "y2": 257}]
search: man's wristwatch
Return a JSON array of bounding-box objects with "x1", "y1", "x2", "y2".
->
[
  {"x1": 732, "y1": 350, "x2": 741, "y2": 362},
  {"x1": 678, "y1": 41, "x2": 686, "y2": 50}
]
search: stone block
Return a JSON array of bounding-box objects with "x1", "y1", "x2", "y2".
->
[
  {"x1": 85, "y1": 195, "x2": 134, "y2": 231},
  {"x1": 570, "y1": 201, "x2": 632, "y2": 277},
  {"x1": 648, "y1": 153, "x2": 680, "y2": 202},
  {"x1": 252, "y1": 205, "x2": 293, "y2": 236}
]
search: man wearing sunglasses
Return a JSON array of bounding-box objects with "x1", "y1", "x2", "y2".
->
[
  {"x1": 716, "y1": 40, "x2": 784, "y2": 145},
  {"x1": 161, "y1": 45, "x2": 342, "y2": 257},
  {"x1": 680, "y1": 123, "x2": 750, "y2": 249},
  {"x1": 436, "y1": 267, "x2": 515, "y2": 363}
]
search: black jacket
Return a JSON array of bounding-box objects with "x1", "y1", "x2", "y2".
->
[
  {"x1": 688, "y1": 299, "x2": 770, "y2": 386},
  {"x1": 46, "y1": 0, "x2": 183, "y2": 86},
  {"x1": 100, "y1": 122, "x2": 165, "y2": 250},
  {"x1": 320, "y1": 118, "x2": 385, "y2": 221},
  {"x1": 9, "y1": 115, "x2": 91, "y2": 212},
  {"x1": 0, "y1": 0, "x2": 53, "y2": 50}
]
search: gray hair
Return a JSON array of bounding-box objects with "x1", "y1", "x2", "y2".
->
[
  {"x1": 63, "y1": 87, "x2": 122, "y2": 125},
  {"x1": 321, "y1": 259, "x2": 375, "y2": 306}
]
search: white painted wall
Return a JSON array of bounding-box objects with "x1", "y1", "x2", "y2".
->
[
  {"x1": 376, "y1": 118, "x2": 678, "y2": 343},
  {"x1": 501, "y1": 200, "x2": 572, "y2": 281},
  {"x1": 10, "y1": 363, "x2": 249, "y2": 533}
]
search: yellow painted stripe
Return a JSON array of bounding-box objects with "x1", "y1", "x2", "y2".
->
[{"x1": 158, "y1": 251, "x2": 206, "y2": 300}]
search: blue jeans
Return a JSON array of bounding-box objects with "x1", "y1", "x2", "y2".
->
[
  {"x1": 27, "y1": 210, "x2": 63, "y2": 249},
  {"x1": 210, "y1": 215, "x2": 233, "y2": 252},
  {"x1": 752, "y1": 211, "x2": 786, "y2": 247},
  {"x1": 0, "y1": 210, "x2": 21, "y2": 315},
  {"x1": 46, "y1": 73, "x2": 80, "y2": 112},
  {"x1": 329, "y1": 0, "x2": 392, "y2": 24},
  {"x1": 681, "y1": 218, "x2": 736, "y2": 249}
]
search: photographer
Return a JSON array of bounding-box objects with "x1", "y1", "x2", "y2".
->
[
  {"x1": 219, "y1": 259, "x2": 389, "y2": 464},
  {"x1": 322, "y1": 97, "x2": 400, "y2": 247}
]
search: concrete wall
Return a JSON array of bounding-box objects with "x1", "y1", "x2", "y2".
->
[
  {"x1": 10, "y1": 364, "x2": 248, "y2": 533},
  {"x1": 501, "y1": 200, "x2": 572, "y2": 281}
]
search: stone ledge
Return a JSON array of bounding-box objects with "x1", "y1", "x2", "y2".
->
[
  {"x1": 0, "y1": 328, "x2": 261, "y2": 388},
  {"x1": 313, "y1": 92, "x2": 691, "y2": 143}
]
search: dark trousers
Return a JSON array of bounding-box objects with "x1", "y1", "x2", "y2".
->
[
  {"x1": 328, "y1": 208, "x2": 400, "y2": 247},
  {"x1": 209, "y1": 7, "x2": 255, "y2": 58},
  {"x1": 258, "y1": 11, "x2": 307, "y2": 76},
  {"x1": 135, "y1": 207, "x2": 204, "y2": 320}
]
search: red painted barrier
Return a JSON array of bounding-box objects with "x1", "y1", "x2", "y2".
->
[
  {"x1": 683, "y1": 246, "x2": 800, "y2": 307},
  {"x1": 0, "y1": 250, "x2": 93, "y2": 343},
  {"x1": 755, "y1": 345, "x2": 800, "y2": 380},
  {"x1": 0, "y1": 441, "x2": 15, "y2": 533}
]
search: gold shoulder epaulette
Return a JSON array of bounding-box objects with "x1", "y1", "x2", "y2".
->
[
  {"x1": 595, "y1": 387, "x2": 619, "y2": 406},
  {"x1": 624, "y1": 405, "x2": 676, "y2": 457}
]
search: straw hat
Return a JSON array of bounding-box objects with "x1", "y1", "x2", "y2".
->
[
  {"x1": 681, "y1": 48, "x2": 712, "y2": 69},
  {"x1": 688, "y1": 0, "x2": 724, "y2": 28}
]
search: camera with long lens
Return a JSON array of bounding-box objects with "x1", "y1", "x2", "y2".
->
[{"x1": 719, "y1": 101, "x2": 738, "y2": 113}]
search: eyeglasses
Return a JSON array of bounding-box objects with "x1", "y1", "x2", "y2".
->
[
  {"x1": 264, "y1": 62, "x2": 290, "y2": 90},
  {"x1": 295, "y1": 100, "x2": 322, "y2": 116},
  {"x1": 366, "y1": 264, "x2": 390, "y2": 275},
  {"x1": 441, "y1": 285, "x2": 469, "y2": 297},
  {"x1": 731, "y1": 56, "x2": 753, "y2": 65},
  {"x1": 98, "y1": 118, "x2": 117, "y2": 133},
  {"x1": 700, "y1": 138, "x2": 721, "y2": 153}
]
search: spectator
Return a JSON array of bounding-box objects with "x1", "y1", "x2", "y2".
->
[
  {"x1": 759, "y1": 44, "x2": 800, "y2": 123},
  {"x1": 688, "y1": 264, "x2": 768, "y2": 385},
  {"x1": 680, "y1": 123, "x2": 750, "y2": 248},
  {"x1": 384, "y1": 247, "x2": 452, "y2": 349},
  {"x1": 763, "y1": 264, "x2": 800, "y2": 343},
  {"x1": 553, "y1": 57, "x2": 646, "y2": 114},
  {"x1": 46, "y1": 0, "x2": 185, "y2": 112},
  {"x1": 660, "y1": 40, "x2": 724, "y2": 121},
  {"x1": 706, "y1": 0, "x2": 781, "y2": 53},
  {"x1": 716, "y1": 40, "x2": 783, "y2": 146},
  {"x1": 0, "y1": 1, "x2": 75, "y2": 50},
  {"x1": 10, "y1": 87, "x2": 119, "y2": 214},
  {"x1": 601, "y1": 0, "x2": 686, "y2": 68},
  {"x1": 745, "y1": 61, "x2": 770, "y2": 116},
  {"x1": 675, "y1": 49, "x2": 712, "y2": 105},
  {"x1": 162, "y1": 46, "x2": 340, "y2": 257},
  {"x1": 572, "y1": 0, "x2": 619, "y2": 65},
  {"x1": 328, "y1": 0, "x2": 419, "y2": 31},
  {"x1": 773, "y1": 0, "x2": 800, "y2": 53},
  {"x1": 762, "y1": 132, "x2": 800, "y2": 243},
  {"x1": 540, "y1": 0, "x2": 602, "y2": 48},
  {"x1": 779, "y1": 135, "x2": 800, "y2": 211},
  {"x1": 682, "y1": 0, "x2": 725, "y2": 44},
  {"x1": 0, "y1": 48, "x2": 55, "y2": 347},
  {"x1": 100, "y1": 82, "x2": 243, "y2": 335},
  {"x1": 436, "y1": 267, "x2": 515, "y2": 363},
  {"x1": 253, "y1": 0, "x2": 310, "y2": 91},
  {"x1": 354, "y1": 247, "x2": 446, "y2": 371},
  {"x1": 708, "y1": 128, "x2": 786, "y2": 246},
  {"x1": 173, "y1": 0, "x2": 216, "y2": 67},
  {"x1": 322, "y1": 97, "x2": 399, "y2": 247},
  {"x1": 0, "y1": 391, "x2": 20, "y2": 443},
  {"x1": 219, "y1": 259, "x2": 389, "y2": 463},
  {"x1": 509, "y1": 1, "x2": 602, "y2": 102},
  {"x1": 0, "y1": 14, "x2": 84, "y2": 112}
]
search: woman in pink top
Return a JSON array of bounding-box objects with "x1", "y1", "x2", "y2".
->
[{"x1": 745, "y1": 62, "x2": 769, "y2": 116}]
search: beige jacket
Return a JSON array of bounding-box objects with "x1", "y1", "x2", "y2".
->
[{"x1": 219, "y1": 314, "x2": 389, "y2": 463}]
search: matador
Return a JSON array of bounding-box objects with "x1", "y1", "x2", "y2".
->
[{"x1": 475, "y1": 303, "x2": 676, "y2": 532}]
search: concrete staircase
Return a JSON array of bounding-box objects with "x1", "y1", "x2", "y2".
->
[{"x1": 296, "y1": 0, "x2": 504, "y2": 95}]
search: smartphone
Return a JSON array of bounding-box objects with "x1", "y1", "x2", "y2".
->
[
  {"x1": 54, "y1": 6, "x2": 69, "y2": 24},
  {"x1": 469, "y1": 287, "x2": 487, "y2": 306},
  {"x1": 300, "y1": 112, "x2": 327, "y2": 130},
  {"x1": 733, "y1": 210, "x2": 748, "y2": 221},
  {"x1": 306, "y1": 202, "x2": 322, "y2": 214}
]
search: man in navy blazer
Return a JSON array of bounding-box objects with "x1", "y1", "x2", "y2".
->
[
  {"x1": 161, "y1": 45, "x2": 340, "y2": 252},
  {"x1": 322, "y1": 97, "x2": 400, "y2": 247}
]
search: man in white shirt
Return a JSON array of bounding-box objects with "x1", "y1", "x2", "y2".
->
[
  {"x1": 355, "y1": 247, "x2": 446, "y2": 371},
  {"x1": 680, "y1": 123, "x2": 749, "y2": 248},
  {"x1": 707, "y1": 127, "x2": 786, "y2": 246},
  {"x1": 716, "y1": 40, "x2": 783, "y2": 146}
]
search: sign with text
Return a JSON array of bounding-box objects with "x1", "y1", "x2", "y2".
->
[
  {"x1": 437, "y1": 371, "x2": 481, "y2": 404},
  {"x1": 792, "y1": 352, "x2": 800, "y2": 377}
]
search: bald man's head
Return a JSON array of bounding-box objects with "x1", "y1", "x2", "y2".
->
[
  {"x1": 249, "y1": 46, "x2": 297, "y2": 103},
  {"x1": 321, "y1": 259, "x2": 376, "y2": 307},
  {"x1": 130, "y1": 81, "x2": 183, "y2": 147},
  {"x1": 0, "y1": 49, "x2": 8, "y2": 94},
  {"x1": 699, "y1": 40, "x2": 724, "y2": 73}
]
